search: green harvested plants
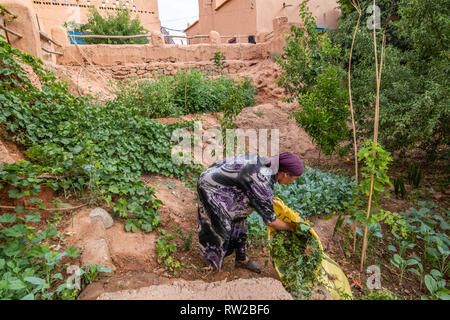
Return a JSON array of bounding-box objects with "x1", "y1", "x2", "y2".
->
[{"x1": 269, "y1": 223, "x2": 323, "y2": 299}]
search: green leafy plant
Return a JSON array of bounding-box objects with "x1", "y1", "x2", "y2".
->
[
  {"x1": 422, "y1": 270, "x2": 450, "y2": 300},
  {"x1": 394, "y1": 176, "x2": 406, "y2": 199},
  {"x1": 0, "y1": 39, "x2": 202, "y2": 233},
  {"x1": 277, "y1": 3, "x2": 350, "y2": 162},
  {"x1": 156, "y1": 229, "x2": 183, "y2": 275},
  {"x1": 407, "y1": 164, "x2": 422, "y2": 189},
  {"x1": 352, "y1": 140, "x2": 393, "y2": 269},
  {"x1": 360, "y1": 287, "x2": 400, "y2": 300},
  {"x1": 175, "y1": 225, "x2": 194, "y2": 251},
  {"x1": 0, "y1": 161, "x2": 113, "y2": 300},
  {"x1": 113, "y1": 69, "x2": 255, "y2": 119},
  {"x1": 388, "y1": 241, "x2": 419, "y2": 285},
  {"x1": 274, "y1": 168, "x2": 355, "y2": 218},
  {"x1": 269, "y1": 223, "x2": 323, "y2": 299},
  {"x1": 330, "y1": 0, "x2": 450, "y2": 160},
  {"x1": 55, "y1": 263, "x2": 112, "y2": 300},
  {"x1": 217, "y1": 77, "x2": 255, "y2": 157},
  {"x1": 247, "y1": 212, "x2": 267, "y2": 247},
  {"x1": 66, "y1": 4, "x2": 149, "y2": 44},
  {"x1": 210, "y1": 51, "x2": 227, "y2": 75},
  {"x1": 384, "y1": 201, "x2": 449, "y2": 297}
]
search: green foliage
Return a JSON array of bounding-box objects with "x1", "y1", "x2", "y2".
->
[
  {"x1": 0, "y1": 162, "x2": 111, "y2": 300},
  {"x1": 356, "y1": 140, "x2": 392, "y2": 207},
  {"x1": 156, "y1": 229, "x2": 183, "y2": 275},
  {"x1": 269, "y1": 223, "x2": 323, "y2": 299},
  {"x1": 290, "y1": 65, "x2": 350, "y2": 157},
  {"x1": 55, "y1": 263, "x2": 112, "y2": 300},
  {"x1": 113, "y1": 69, "x2": 255, "y2": 119},
  {"x1": 175, "y1": 225, "x2": 194, "y2": 251},
  {"x1": 210, "y1": 51, "x2": 227, "y2": 74},
  {"x1": 394, "y1": 176, "x2": 406, "y2": 199},
  {"x1": 66, "y1": 5, "x2": 149, "y2": 44},
  {"x1": 385, "y1": 202, "x2": 449, "y2": 299},
  {"x1": 407, "y1": 164, "x2": 422, "y2": 189},
  {"x1": 0, "y1": 39, "x2": 200, "y2": 233},
  {"x1": 247, "y1": 212, "x2": 267, "y2": 247},
  {"x1": 274, "y1": 168, "x2": 355, "y2": 218},
  {"x1": 276, "y1": 2, "x2": 342, "y2": 100},
  {"x1": 277, "y1": 3, "x2": 350, "y2": 158},
  {"x1": 360, "y1": 288, "x2": 400, "y2": 300},
  {"x1": 217, "y1": 77, "x2": 255, "y2": 157},
  {"x1": 423, "y1": 270, "x2": 450, "y2": 300},
  {"x1": 389, "y1": 243, "x2": 419, "y2": 286},
  {"x1": 331, "y1": 0, "x2": 450, "y2": 159}
]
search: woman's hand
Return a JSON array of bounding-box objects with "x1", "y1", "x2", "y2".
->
[{"x1": 268, "y1": 218, "x2": 296, "y2": 232}]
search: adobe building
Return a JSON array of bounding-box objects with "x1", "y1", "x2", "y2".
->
[
  {"x1": 28, "y1": 0, "x2": 160, "y2": 35},
  {"x1": 185, "y1": 0, "x2": 341, "y2": 44}
]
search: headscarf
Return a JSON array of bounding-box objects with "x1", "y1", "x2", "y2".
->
[{"x1": 267, "y1": 152, "x2": 304, "y2": 177}]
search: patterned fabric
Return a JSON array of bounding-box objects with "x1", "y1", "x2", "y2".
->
[{"x1": 197, "y1": 154, "x2": 277, "y2": 270}]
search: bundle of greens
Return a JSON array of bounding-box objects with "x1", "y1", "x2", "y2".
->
[{"x1": 269, "y1": 223, "x2": 323, "y2": 299}]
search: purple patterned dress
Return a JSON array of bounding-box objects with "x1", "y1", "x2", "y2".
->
[{"x1": 197, "y1": 154, "x2": 277, "y2": 270}]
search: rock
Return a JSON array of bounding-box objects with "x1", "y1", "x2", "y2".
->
[
  {"x1": 81, "y1": 238, "x2": 115, "y2": 271},
  {"x1": 89, "y1": 208, "x2": 114, "y2": 229},
  {"x1": 209, "y1": 30, "x2": 221, "y2": 44},
  {"x1": 0, "y1": 140, "x2": 14, "y2": 164},
  {"x1": 310, "y1": 286, "x2": 333, "y2": 300}
]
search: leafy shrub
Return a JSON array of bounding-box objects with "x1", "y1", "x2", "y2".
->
[
  {"x1": 277, "y1": 3, "x2": 350, "y2": 159},
  {"x1": 66, "y1": 5, "x2": 149, "y2": 44},
  {"x1": 113, "y1": 69, "x2": 255, "y2": 118},
  {"x1": 274, "y1": 168, "x2": 355, "y2": 218},
  {"x1": 330, "y1": 0, "x2": 450, "y2": 159}
]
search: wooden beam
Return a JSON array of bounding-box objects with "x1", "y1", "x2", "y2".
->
[
  {"x1": 39, "y1": 31, "x2": 63, "y2": 47},
  {"x1": 68, "y1": 33, "x2": 151, "y2": 39},
  {"x1": 0, "y1": 24, "x2": 22, "y2": 38},
  {"x1": 41, "y1": 47, "x2": 63, "y2": 56},
  {"x1": 0, "y1": 6, "x2": 17, "y2": 19}
]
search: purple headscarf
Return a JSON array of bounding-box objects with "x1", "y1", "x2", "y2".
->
[{"x1": 267, "y1": 152, "x2": 304, "y2": 177}]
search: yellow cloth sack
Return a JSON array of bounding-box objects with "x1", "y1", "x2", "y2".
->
[{"x1": 268, "y1": 197, "x2": 353, "y2": 300}]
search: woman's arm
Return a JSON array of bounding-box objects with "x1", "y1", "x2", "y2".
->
[{"x1": 267, "y1": 218, "x2": 296, "y2": 231}]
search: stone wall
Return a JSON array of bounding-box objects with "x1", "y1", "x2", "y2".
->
[
  {"x1": 98, "y1": 59, "x2": 258, "y2": 80},
  {"x1": 56, "y1": 42, "x2": 269, "y2": 66}
]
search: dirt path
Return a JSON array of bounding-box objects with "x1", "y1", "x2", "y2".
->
[{"x1": 96, "y1": 278, "x2": 293, "y2": 300}]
